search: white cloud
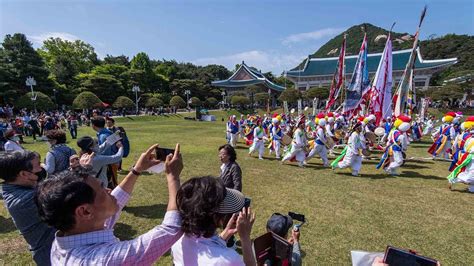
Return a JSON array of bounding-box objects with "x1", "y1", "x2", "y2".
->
[
  {"x1": 29, "y1": 32, "x2": 80, "y2": 45},
  {"x1": 192, "y1": 50, "x2": 306, "y2": 74},
  {"x1": 282, "y1": 27, "x2": 344, "y2": 45}
]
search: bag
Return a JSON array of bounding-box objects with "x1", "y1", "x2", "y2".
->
[{"x1": 116, "y1": 126, "x2": 130, "y2": 158}]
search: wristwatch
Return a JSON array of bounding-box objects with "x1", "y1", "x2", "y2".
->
[{"x1": 130, "y1": 167, "x2": 141, "y2": 176}]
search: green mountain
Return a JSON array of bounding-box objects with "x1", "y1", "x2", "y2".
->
[{"x1": 308, "y1": 23, "x2": 474, "y2": 84}]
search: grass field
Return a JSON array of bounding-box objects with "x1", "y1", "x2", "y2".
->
[{"x1": 1, "y1": 112, "x2": 472, "y2": 265}]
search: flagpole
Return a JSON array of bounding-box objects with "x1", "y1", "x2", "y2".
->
[{"x1": 394, "y1": 6, "x2": 427, "y2": 116}]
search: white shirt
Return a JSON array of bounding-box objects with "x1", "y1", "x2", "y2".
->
[
  {"x1": 4, "y1": 140, "x2": 23, "y2": 152},
  {"x1": 172, "y1": 234, "x2": 244, "y2": 266}
]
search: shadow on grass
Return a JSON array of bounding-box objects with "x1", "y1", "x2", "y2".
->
[
  {"x1": 401, "y1": 164, "x2": 430, "y2": 169},
  {"x1": 0, "y1": 216, "x2": 17, "y2": 234},
  {"x1": 450, "y1": 188, "x2": 473, "y2": 194},
  {"x1": 337, "y1": 172, "x2": 394, "y2": 180},
  {"x1": 114, "y1": 222, "x2": 138, "y2": 240},
  {"x1": 124, "y1": 204, "x2": 167, "y2": 219},
  {"x1": 400, "y1": 170, "x2": 443, "y2": 180}
]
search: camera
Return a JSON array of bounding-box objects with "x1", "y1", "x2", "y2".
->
[{"x1": 288, "y1": 212, "x2": 305, "y2": 232}]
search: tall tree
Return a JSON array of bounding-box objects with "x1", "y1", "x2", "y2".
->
[
  {"x1": 131, "y1": 52, "x2": 152, "y2": 73},
  {"x1": 76, "y1": 73, "x2": 125, "y2": 103},
  {"x1": 0, "y1": 33, "x2": 52, "y2": 104},
  {"x1": 39, "y1": 38, "x2": 99, "y2": 87},
  {"x1": 104, "y1": 54, "x2": 130, "y2": 66}
]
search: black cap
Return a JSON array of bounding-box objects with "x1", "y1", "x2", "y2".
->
[{"x1": 266, "y1": 213, "x2": 293, "y2": 237}]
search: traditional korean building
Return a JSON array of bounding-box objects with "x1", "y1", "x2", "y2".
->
[
  {"x1": 285, "y1": 48, "x2": 457, "y2": 91},
  {"x1": 211, "y1": 61, "x2": 285, "y2": 106}
]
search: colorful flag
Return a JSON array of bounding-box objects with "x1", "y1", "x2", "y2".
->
[
  {"x1": 343, "y1": 34, "x2": 370, "y2": 117},
  {"x1": 369, "y1": 34, "x2": 393, "y2": 124},
  {"x1": 326, "y1": 36, "x2": 346, "y2": 111},
  {"x1": 394, "y1": 6, "x2": 427, "y2": 116}
]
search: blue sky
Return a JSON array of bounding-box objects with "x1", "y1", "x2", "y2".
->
[{"x1": 1, "y1": 0, "x2": 473, "y2": 74}]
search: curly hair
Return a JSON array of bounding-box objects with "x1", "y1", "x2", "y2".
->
[
  {"x1": 35, "y1": 170, "x2": 95, "y2": 232},
  {"x1": 45, "y1": 129, "x2": 67, "y2": 144},
  {"x1": 176, "y1": 176, "x2": 227, "y2": 238}
]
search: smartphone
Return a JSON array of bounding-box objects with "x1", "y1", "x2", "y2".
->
[
  {"x1": 155, "y1": 147, "x2": 175, "y2": 161},
  {"x1": 244, "y1": 198, "x2": 251, "y2": 208},
  {"x1": 384, "y1": 246, "x2": 438, "y2": 266},
  {"x1": 288, "y1": 212, "x2": 305, "y2": 223}
]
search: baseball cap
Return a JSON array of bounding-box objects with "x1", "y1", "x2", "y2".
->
[
  {"x1": 266, "y1": 213, "x2": 293, "y2": 237},
  {"x1": 217, "y1": 188, "x2": 245, "y2": 214}
]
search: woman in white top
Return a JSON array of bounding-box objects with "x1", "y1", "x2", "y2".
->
[
  {"x1": 3, "y1": 129, "x2": 24, "y2": 152},
  {"x1": 171, "y1": 176, "x2": 256, "y2": 266}
]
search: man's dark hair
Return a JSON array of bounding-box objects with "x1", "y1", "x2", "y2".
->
[
  {"x1": 0, "y1": 150, "x2": 38, "y2": 182},
  {"x1": 218, "y1": 144, "x2": 237, "y2": 162},
  {"x1": 91, "y1": 116, "x2": 106, "y2": 128},
  {"x1": 45, "y1": 130, "x2": 67, "y2": 144},
  {"x1": 176, "y1": 176, "x2": 227, "y2": 238},
  {"x1": 105, "y1": 117, "x2": 115, "y2": 123},
  {"x1": 35, "y1": 170, "x2": 95, "y2": 232}
]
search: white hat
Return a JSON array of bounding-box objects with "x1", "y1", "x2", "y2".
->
[{"x1": 318, "y1": 118, "x2": 327, "y2": 126}]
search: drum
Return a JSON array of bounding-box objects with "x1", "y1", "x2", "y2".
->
[
  {"x1": 326, "y1": 136, "x2": 335, "y2": 148},
  {"x1": 281, "y1": 134, "x2": 292, "y2": 146},
  {"x1": 374, "y1": 127, "x2": 385, "y2": 137},
  {"x1": 334, "y1": 129, "x2": 344, "y2": 140},
  {"x1": 365, "y1": 132, "x2": 377, "y2": 144},
  {"x1": 362, "y1": 149, "x2": 371, "y2": 156}
]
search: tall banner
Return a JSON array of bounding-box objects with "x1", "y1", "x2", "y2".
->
[
  {"x1": 420, "y1": 97, "x2": 427, "y2": 120},
  {"x1": 369, "y1": 33, "x2": 393, "y2": 124},
  {"x1": 297, "y1": 99, "x2": 303, "y2": 116},
  {"x1": 283, "y1": 101, "x2": 289, "y2": 115},
  {"x1": 325, "y1": 36, "x2": 346, "y2": 111},
  {"x1": 343, "y1": 34, "x2": 370, "y2": 117},
  {"x1": 394, "y1": 6, "x2": 427, "y2": 116},
  {"x1": 313, "y1": 98, "x2": 319, "y2": 116}
]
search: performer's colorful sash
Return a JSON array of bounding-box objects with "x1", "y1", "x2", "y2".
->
[
  {"x1": 331, "y1": 146, "x2": 348, "y2": 167},
  {"x1": 449, "y1": 133, "x2": 472, "y2": 171},
  {"x1": 428, "y1": 125, "x2": 452, "y2": 156},
  {"x1": 377, "y1": 130, "x2": 402, "y2": 169}
]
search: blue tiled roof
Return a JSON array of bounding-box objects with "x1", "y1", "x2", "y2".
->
[
  {"x1": 211, "y1": 62, "x2": 285, "y2": 92},
  {"x1": 286, "y1": 48, "x2": 457, "y2": 77}
]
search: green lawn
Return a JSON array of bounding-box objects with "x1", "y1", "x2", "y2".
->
[{"x1": 1, "y1": 113, "x2": 472, "y2": 265}]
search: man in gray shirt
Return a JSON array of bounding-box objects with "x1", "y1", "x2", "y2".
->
[{"x1": 0, "y1": 150, "x2": 56, "y2": 266}]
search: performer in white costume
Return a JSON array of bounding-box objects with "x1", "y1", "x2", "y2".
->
[
  {"x1": 282, "y1": 115, "x2": 307, "y2": 167},
  {"x1": 248, "y1": 119, "x2": 266, "y2": 160},
  {"x1": 332, "y1": 122, "x2": 366, "y2": 176},
  {"x1": 306, "y1": 116, "x2": 329, "y2": 166}
]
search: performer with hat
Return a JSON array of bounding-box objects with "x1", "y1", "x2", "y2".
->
[
  {"x1": 249, "y1": 119, "x2": 266, "y2": 160},
  {"x1": 270, "y1": 116, "x2": 283, "y2": 159},
  {"x1": 331, "y1": 122, "x2": 366, "y2": 176},
  {"x1": 448, "y1": 116, "x2": 474, "y2": 192},
  {"x1": 306, "y1": 113, "x2": 329, "y2": 166},
  {"x1": 428, "y1": 112, "x2": 456, "y2": 159},
  {"x1": 282, "y1": 115, "x2": 307, "y2": 167},
  {"x1": 227, "y1": 115, "x2": 239, "y2": 147},
  {"x1": 376, "y1": 115, "x2": 411, "y2": 176}
]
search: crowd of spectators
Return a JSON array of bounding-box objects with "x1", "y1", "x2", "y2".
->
[{"x1": 0, "y1": 106, "x2": 400, "y2": 266}]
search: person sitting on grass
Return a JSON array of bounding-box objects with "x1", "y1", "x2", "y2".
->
[
  {"x1": 0, "y1": 150, "x2": 55, "y2": 266},
  {"x1": 35, "y1": 143, "x2": 184, "y2": 265},
  {"x1": 171, "y1": 176, "x2": 256, "y2": 266}
]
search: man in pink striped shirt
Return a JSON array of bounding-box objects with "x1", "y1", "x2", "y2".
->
[{"x1": 35, "y1": 143, "x2": 183, "y2": 265}]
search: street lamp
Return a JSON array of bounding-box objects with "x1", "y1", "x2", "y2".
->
[
  {"x1": 132, "y1": 85, "x2": 140, "y2": 115},
  {"x1": 25, "y1": 76, "x2": 37, "y2": 112},
  {"x1": 221, "y1": 91, "x2": 226, "y2": 109},
  {"x1": 184, "y1": 89, "x2": 191, "y2": 110}
]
